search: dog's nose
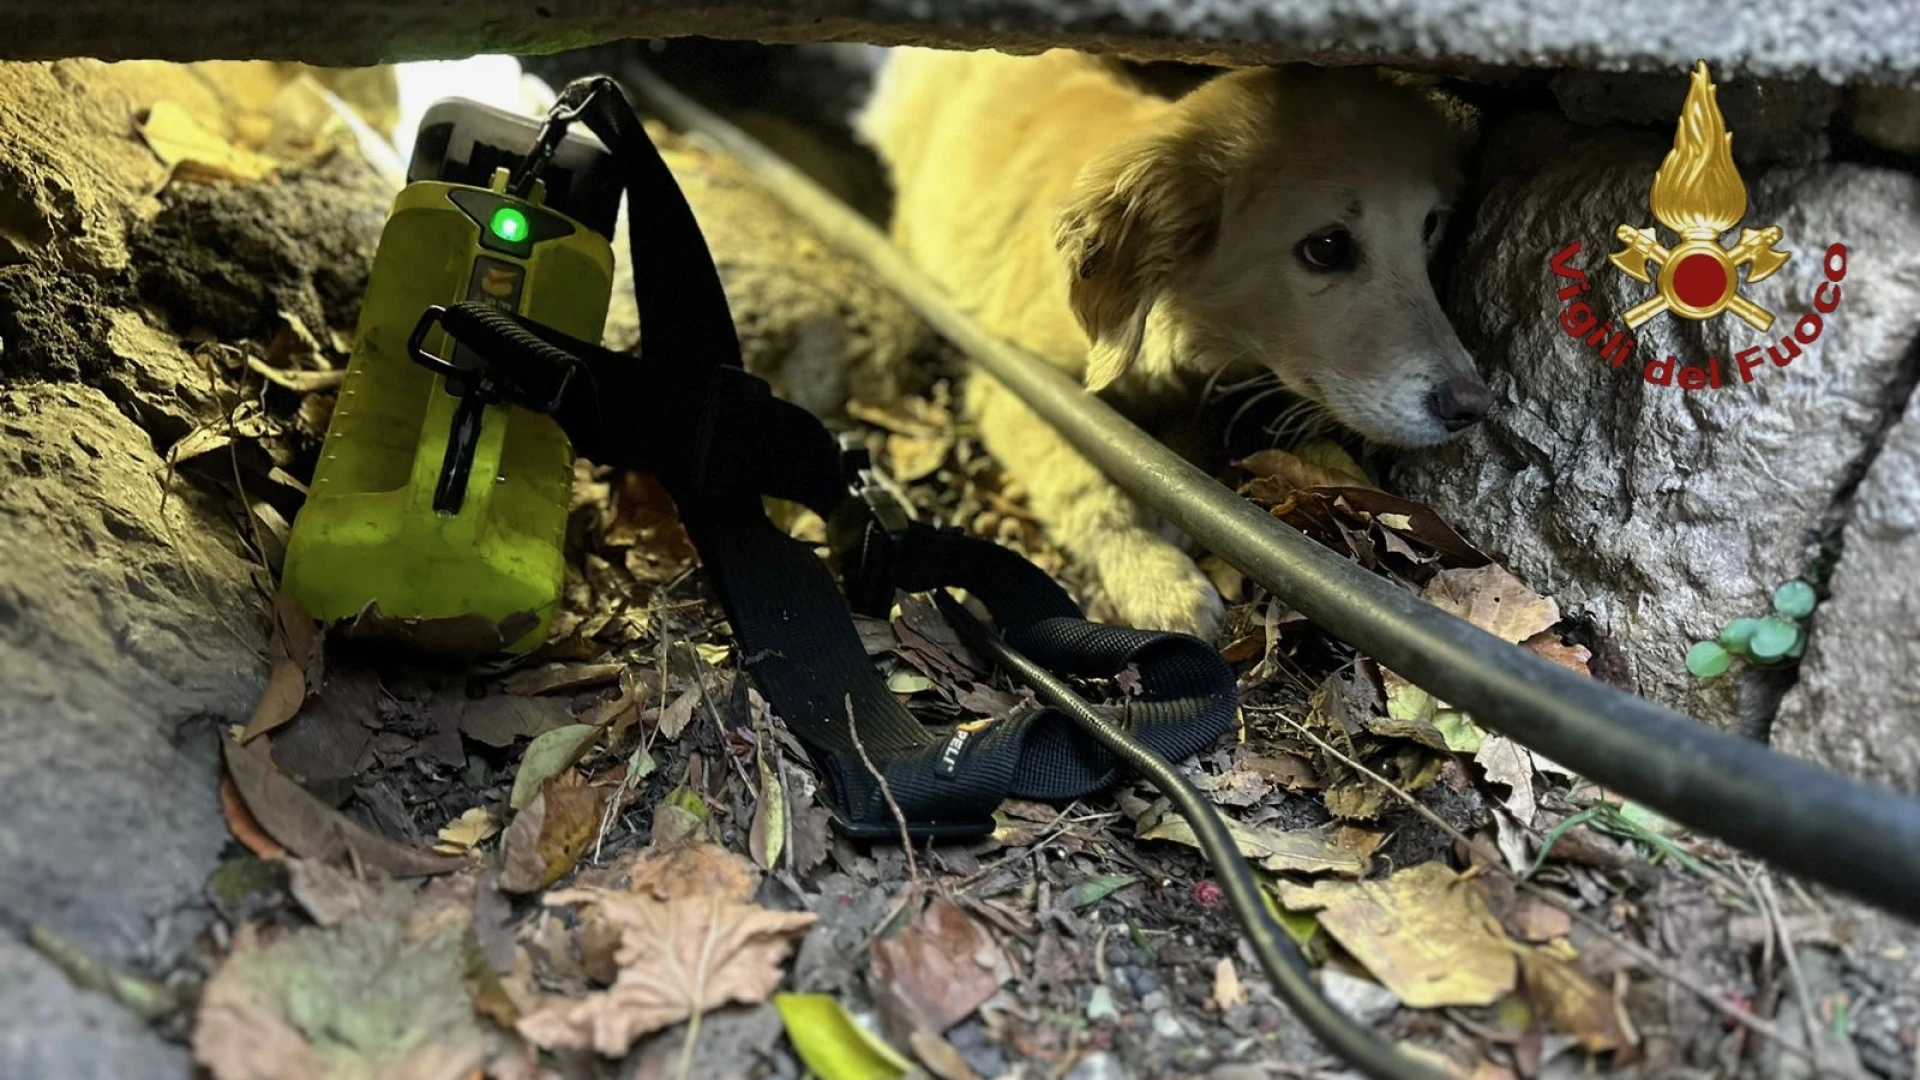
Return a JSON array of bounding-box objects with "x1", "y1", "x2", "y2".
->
[{"x1": 1428, "y1": 377, "x2": 1491, "y2": 432}]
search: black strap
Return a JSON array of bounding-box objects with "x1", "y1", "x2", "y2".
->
[{"x1": 431, "y1": 78, "x2": 1238, "y2": 838}]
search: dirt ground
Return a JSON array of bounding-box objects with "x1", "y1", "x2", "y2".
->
[{"x1": 3, "y1": 54, "x2": 1918, "y2": 1080}]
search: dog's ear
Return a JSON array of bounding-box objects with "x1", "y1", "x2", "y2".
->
[{"x1": 1054, "y1": 131, "x2": 1223, "y2": 391}]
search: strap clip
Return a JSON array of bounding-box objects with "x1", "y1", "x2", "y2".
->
[{"x1": 828, "y1": 433, "x2": 915, "y2": 617}]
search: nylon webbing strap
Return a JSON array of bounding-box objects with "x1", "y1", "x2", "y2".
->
[{"x1": 433, "y1": 77, "x2": 1238, "y2": 838}]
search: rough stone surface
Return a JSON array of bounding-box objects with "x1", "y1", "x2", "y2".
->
[
  {"x1": 1771, "y1": 402, "x2": 1920, "y2": 793},
  {"x1": 1550, "y1": 70, "x2": 1841, "y2": 166},
  {"x1": 0, "y1": 939, "x2": 191, "y2": 1080},
  {"x1": 1394, "y1": 113, "x2": 1920, "y2": 735},
  {"x1": 6, "y1": 0, "x2": 1920, "y2": 87},
  {"x1": 0, "y1": 59, "x2": 270, "y2": 1080}
]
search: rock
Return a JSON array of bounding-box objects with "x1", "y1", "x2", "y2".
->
[
  {"x1": 1151, "y1": 1008, "x2": 1187, "y2": 1040},
  {"x1": 1140, "y1": 989, "x2": 1169, "y2": 1011},
  {"x1": 1771, "y1": 402, "x2": 1920, "y2": 791},
  {"x1": 9, "y1": 0, "x2": 1920, "y2": 88},
  {"x1": 1395, "y1": 114, "x2": 1920, "y2": 735},
  {"x1": 1319, "y1": 969, "x2": 1401, "y2": 1027},
  {"x1": 603, "y1": 124, "x2": 937, "y2": 414},
  {"x1": 1850, "y1": 86, "x2": 1920, "y2": 155},
  {"x1": 1066, "y1": 1050, "x2": 1132, "y2": 1080},
  {"x1": 1550, "y1": 70, "x2": 1839, "y2": 166},
  {"x1": 0, "y1": 383, "x2": 263, "y2": 960},
  {"x1": 0, "y1": 939, "x2": 191, "y2": 1080}
]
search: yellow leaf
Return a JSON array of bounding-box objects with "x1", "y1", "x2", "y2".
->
[
  {"x1": 1518, "y1": 945, "x2": 1632, "y2": 1052},
  {"x1": 432, "y1": 807, "x2": 500, "y2": 855},
  {"x1": 510, "y1": 724, "x2": 601, "y2": 811},
  {"x1": 1422, "y1": 565, "x2": 1560, "y2": 645},
  {"x1": 774, "y1": 993, "x2": 911, "y2": 1080},
  {"x1": 138, "y1": 99, "x2": 278, "y2": 183},
  {"x1": 1278, "y1": 862, "x2": 1517, "y2": 1008},
  {"x1": 1138, "y1": 809, "x2": 1367, "y2": 877}
]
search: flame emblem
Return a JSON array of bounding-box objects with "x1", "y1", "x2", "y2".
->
[{"x1": 1608, "y1": 61, "x2": 1792, "y2": 331}]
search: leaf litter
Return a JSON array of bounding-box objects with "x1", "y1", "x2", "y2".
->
[{"x1": 152, "y1": 91, "x2": 1845, "y2": 1080}]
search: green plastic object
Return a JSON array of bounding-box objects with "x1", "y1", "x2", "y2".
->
[
  {"x1": 1748, "y1": 617, "x2": 1801, "y2": 663},
  {"x1": 1772, "y1": 579, "x2": 1818, "y2": 619},
  {"x1": 281, "y1": 175, "x2": 614, "y2": 653},
  {"x1": 1718, "y1": 617, "x2": 1765, "y2": 654},
  {"x1": 1686, "y1": 640, "x2": 1732, "y2": 678}
]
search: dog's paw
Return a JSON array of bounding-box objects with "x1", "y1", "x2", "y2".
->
[{"x1": 1098, "y1": 540, "x2": 1226, "y2": 642}]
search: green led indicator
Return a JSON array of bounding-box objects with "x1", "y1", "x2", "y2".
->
[{"x1": 489, "y1": 206, "x2": 529, "y2": 243}]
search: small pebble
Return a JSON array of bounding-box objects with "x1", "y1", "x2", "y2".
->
[
  {"x1": 1151, "y1": 1009, "x2": 1185, "y2": 1040},
  {"x1": 1133, "y1": 971, "x2": 1161, "y2": 997},
  {"x1": 1140, "y1": 990, "x2": 1169, "y2": 1012},
  {"x1": 1320, "y1": 969, "x2": 1400, "y2": 1027},
  {"x1": 1087, "y1": 985, "x2": 1120, "y2": 1023},
  {"x1": 1065, "y1": 1051, "x2": 1129, "y2": 1080}
]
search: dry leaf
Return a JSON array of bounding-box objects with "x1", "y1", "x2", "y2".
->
[
  {"x1": 1212, "y1": 957, "x2": 1248, "y2": 1010},
  {"x1": 499, "y1": 777, "x2": 604, "y2": 894},
  {"x1": 240, "y1": 592, "x2": 322, "y2": 743},
  {"x1": 504, "y1": 662, "x2": 625, "y2": 697},
  {"x1": 219, "y1": 772, "x2": 288, "y2": 861},
  {"x1": 1475, "y1": 734, "x2": 1580, "y2": 827},
  {"x1": 510, "y1": 724, "x2": 601, "y2": 811},
  {"x1": 626, "y1": 842, "x2": 762, "y2": 905},
  {"x1": 1278, "y1": 862, "x2": 1517, "y2": 1008},
  {"x1": 1509, "y1": 896, "x2": 1574, "y2": 943},
  {"x1": 657, "y1": 684, "x2": 701, "y2": 741},
  {"x1": 749, "y1": 746, "x2": 787, "y2": 872},
  {"x1": 1518, "y1": 945, "x2": 1631, "y2": 1053},
  {"x1": 872, "y1": 898, "x2": 1007, "y2": 1033},
  {"x1": 221, "y1": 738, "x2": 463, "y2": 878},
  {"x1": 1522, "y1": 630, "x2": 1593, "y2": 677},
  {"x1": 453, "y1": 696, "x2": 576, "y2": 748},
  {"x1": 1235, "y1": 447, "x2": 1371, "y2": 491},
  {"x1": 517, "y1": 885, "x2": 816, "y2": 1055},
  {"x1": 1423, "y1": 565, "x2": 1560, "y2": 645},
  {"x1": 1138, "y1": 806, "x2": 1367, "y2": 877},
  {"x1": 192, "y1": 885, "x2": 493, "y2": 1080},
  {"x1": 910, "y1": 1029, "x2": 983, "y2": 1080},
  {"x1": 433, "y1": 807, "x2": 501, "y2": 856}
]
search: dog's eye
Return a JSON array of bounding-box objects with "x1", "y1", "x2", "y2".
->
[{"x1": 1296, "y1": 229, "x2": 1355, "y2": 272}]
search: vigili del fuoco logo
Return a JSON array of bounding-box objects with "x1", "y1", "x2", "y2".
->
[{"x1": 1548, "y1": 61, "x2": 1849, "y2": 391}]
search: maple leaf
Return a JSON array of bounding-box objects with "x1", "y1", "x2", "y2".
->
[{"x1": 518, "y1": 876, "x2": 815, "y2": 1055}]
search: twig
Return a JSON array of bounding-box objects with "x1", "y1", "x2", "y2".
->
[
  {"x1": 1758, "y1": 870, "x2": 1829, "y2": 1076},
  {"x1": 845, "y1": 694, "x2": 919, "y2": 889},
  {"x1": 1263, "y1": 706, "x2": 1806, "y2": 1060}
]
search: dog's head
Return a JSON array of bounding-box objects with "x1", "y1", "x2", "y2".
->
[{"x1": 1054, "y1": 65, "x2": 1487, "y2": 447}]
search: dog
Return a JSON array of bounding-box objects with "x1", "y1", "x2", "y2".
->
[{"x1": 856, "y1": 48, "x2": 1486, "y2": 638}]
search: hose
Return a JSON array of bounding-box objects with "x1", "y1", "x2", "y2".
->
[{"x1": 934, "y1": 593, "x2": 1449, "y2": 1080}]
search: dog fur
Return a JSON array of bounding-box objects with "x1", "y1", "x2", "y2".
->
[{"x1": 857, "y1": 48, "x2": 1483, "y2": 637}]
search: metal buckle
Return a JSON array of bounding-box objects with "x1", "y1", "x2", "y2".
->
[{"x1": 828, "y1": 433, "x2": 915, "y2": 616}]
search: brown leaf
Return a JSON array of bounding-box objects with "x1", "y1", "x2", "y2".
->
[
  {"x1": 1522, "y1": 631, "x2": 1593, "y2": 677},
  {"x1": 499, "y1": 775, "x2": 604, "y2": 894},
  {"x1": 657, "y1": 683, "x2": 701, "y2": 741},
  {"x1": 909, "y1": 1029, "x2": 984, "y2": 1080},
  {"x1": 1508, "y1": 896, "x2": 1573, "y2": 943},
  {"x1": 1236, "y1": 448, "x2": 1370, "y2": 492},
  {"x1": 240, "y1": 593, "x2": 323, "y2": 743},
  {"x1": 336, "y1": 602, "x2": 538, "y2": 660},
  {"x1": 1423, "y1": 565, "x2": 1560, "y2": 645},
  {"x1": 1278, "y1": 862, "x2": 1517, "y2": 1008},
  {"x1": 872, "y1": 898, "x2": 1006, "y2": 1033},
  {"x1": 221, "y1": 738, "x2": 464, "y2": 878},
  {"x1": 452, "y1": 696, "x2": 576, "y2": 748},
  {"x1": 1476, "y1": 735, "x2": 1544, "y2": 826},
  {"x1": 218, "y1": 773, "x2": 288, "y2": 860},
  {"x1": 517, "y1": 885, "x2": 817, "y2": 1055},
  {"x1": 1518, "y1": 945, "x2": 1631, "y2": 1053},
  {"x1": 626, "y1": 841, "x2": 761, "y2": 904},
  {"x1": 1137, "y1": 805, "x2": 1367, "y2": 877},
  {"x1": 504, "y1": 662, "x2": 625, "y2": 697}
]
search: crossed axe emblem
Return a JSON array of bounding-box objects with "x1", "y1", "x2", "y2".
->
[{"x1": 1609, "y1": 224, "x2": 1792, "y2": 332}]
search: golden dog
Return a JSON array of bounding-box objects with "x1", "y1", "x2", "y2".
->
[{"x1": 858, "y1": 48, "x2": 1485, "y2": 637}]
